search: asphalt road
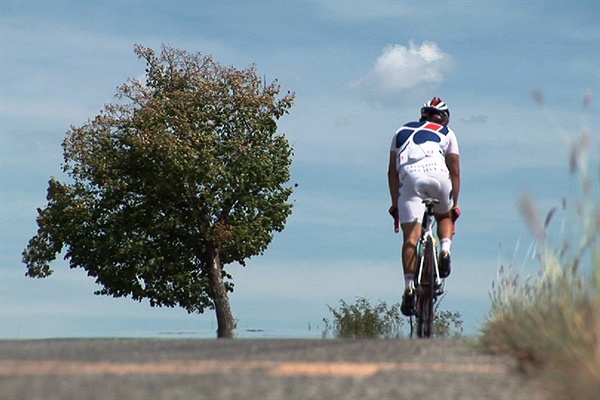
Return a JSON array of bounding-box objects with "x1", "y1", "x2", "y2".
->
[{"x1": 0, "y1": 338, "x2": 545, "y2": 400}]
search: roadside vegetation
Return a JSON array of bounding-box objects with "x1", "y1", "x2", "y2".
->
[
  {"x1": 481, "y1": 93, "x2": 599, "y2": 400},
  {"x1": 323, "y1": 297, "x2": 462, "y2": 338},
  {"x1": 21, "y1": 44, "x2": 296, "y2": 338}
]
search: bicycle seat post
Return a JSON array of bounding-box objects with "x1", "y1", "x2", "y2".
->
[
  {"x1": 421, "y1": 198, "x2": 439, "y2": 232},
  {"x1": 426, "y1": 203, "x2": 434, "y2": 216}
]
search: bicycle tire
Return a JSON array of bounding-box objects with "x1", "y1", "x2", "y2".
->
[
  {"x1": 426, "y1": 236, "x2": 436, "y2": 337},
  {"x1": 417, "y1": 237, "x2": 435, "y2": 338}
]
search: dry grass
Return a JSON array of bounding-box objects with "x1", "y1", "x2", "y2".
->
[
  {"x1": 482, "y1": 252, "x2": 599, "y2": 399},
  {"x1": 481, "y1": 93, "x2": 599, "y2": 400}
]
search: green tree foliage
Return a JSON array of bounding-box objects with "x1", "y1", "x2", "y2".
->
[{"x1": 22, "y1": 44, "x2": 296, "y2": 338}]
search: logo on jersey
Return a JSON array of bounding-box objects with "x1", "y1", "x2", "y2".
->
[{"x1": 395, "y1": 121, "x2": 449, "y2": 149}]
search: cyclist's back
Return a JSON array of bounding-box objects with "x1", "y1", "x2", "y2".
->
[
  {"x1": 391, "y1": 119, "x2": 458, "y2": 223},
  {"x1": 387, "y1": 97, "x2": 461, "y2": 317}
]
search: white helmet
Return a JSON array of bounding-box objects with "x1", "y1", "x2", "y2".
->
[{"x1": 420, "y1": 97, "x2": 450, "y2": 125}]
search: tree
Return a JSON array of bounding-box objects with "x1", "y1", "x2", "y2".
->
[{"x1": 22, "y1": 44, "x2": 296, "y2": 338}]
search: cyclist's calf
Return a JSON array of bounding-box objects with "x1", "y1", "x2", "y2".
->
[{"x1": 401, "y1": 221, "x2": 421, "y2": 275}]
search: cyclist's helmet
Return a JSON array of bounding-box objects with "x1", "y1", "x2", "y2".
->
[{"x1": 420, "y1": 97, "x2": 450, "y2": 126}]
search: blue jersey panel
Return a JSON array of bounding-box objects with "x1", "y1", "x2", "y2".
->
[
  {"x1": 395, "y1": 128, "x2": 415, "y2": 149},
  {"x1": 413, "y1": 130, "x2": 441, "y2": 144}
]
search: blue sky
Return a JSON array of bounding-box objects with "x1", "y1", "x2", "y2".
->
[{"x1": 1, "y1": 1, "x2": 599, "y2": 338}]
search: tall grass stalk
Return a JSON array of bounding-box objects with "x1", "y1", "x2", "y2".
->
[{"x1": 482, "y1": 103, "x2": 599, "y2": 400}]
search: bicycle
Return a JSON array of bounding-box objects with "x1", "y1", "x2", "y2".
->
[
  {"x1": 391, "y1": 198, "x2": 451, "y2": 338},
  {"x1": 412, "y1": 198, "x2": 445, "y2": 337}
]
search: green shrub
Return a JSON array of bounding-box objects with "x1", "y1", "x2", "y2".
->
[
  {"x1": 433, "y1": 295, "x2": 464, "y2": 338},
  {"x1": 323, "y1": 296, "x2": 463, "y2": 339},
  {"x1": 323, "y1": 297, "x2": 404, "y2": 339}
]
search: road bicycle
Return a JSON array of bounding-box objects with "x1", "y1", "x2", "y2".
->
[
  {"x1": 391, "y1": 198, "x2": 447, "y2": 338},
  {"x1": 412, "y1": 198, "x2": 445, "y2": 338}
]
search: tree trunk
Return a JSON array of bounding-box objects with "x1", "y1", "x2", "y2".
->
[{"x1": 207, "y1": 248, "x2": 236, "y2": 338}]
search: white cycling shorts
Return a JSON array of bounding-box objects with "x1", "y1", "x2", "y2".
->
[{"x1": 397, "y1": 158, "x2": 453, "y2": 224}]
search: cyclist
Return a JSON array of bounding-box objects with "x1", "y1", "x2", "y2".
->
[{"x1": 387, "y1": 97, "x2": 461, "y2": 316}]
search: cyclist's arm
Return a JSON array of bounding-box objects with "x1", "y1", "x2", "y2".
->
[
  {"x1": 388, "y1": 151, "x2": 399, "y2": 207},
  {"x1": 445, "y1": 153, "x2": 460, "y2": 208}
]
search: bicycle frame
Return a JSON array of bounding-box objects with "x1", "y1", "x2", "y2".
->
[
  {"x1": 416, "y1": 201, "x2": 443, "y2": 290},
  {"x1": 413, "y1": 198, "x2": 443, "y2": 338}
]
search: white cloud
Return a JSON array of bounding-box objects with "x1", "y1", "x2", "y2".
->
[{"x1": 352, "y1": 41, "x2": 454, "y2": 104}]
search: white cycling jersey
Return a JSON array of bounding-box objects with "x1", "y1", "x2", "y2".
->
[
  {"x1": 390, "y1": 121, "x2": 459, "y2": 223},
  {"x1": 390, "y1": 121, "x2": 459, "y2": 169}
]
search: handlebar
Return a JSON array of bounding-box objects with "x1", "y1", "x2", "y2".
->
[{"x1": 389, "y1": 204, "x2": 461, "y2": 234}]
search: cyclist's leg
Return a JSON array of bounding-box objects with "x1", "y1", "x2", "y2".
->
[
  {"x1": 398, "y1": 166, "x2": 427, "y2": 279},
  {"x1": 397, "y1": 171, "x2": 426, "y2": 316},
  {"x1": 399, "y1": 220, "x2": 421, "y2": 317},
  {"x1": 401, "y1": 221, "x2": 420, "y2": 280},
  {"x1": 435, "y1": 214, "x2": 453, "y2": 278},
  {"x1": 435, "y1": 211, "x2": 454, "y2": 240}
]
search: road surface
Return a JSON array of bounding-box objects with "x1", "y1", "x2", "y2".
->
[{"x1": 0, "y1": 338, "x2": 545, "y2": 400}]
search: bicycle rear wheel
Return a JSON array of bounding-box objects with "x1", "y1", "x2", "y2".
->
[{"x1": 416, "y1": 238, "x2": 435, "y2": 338}]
